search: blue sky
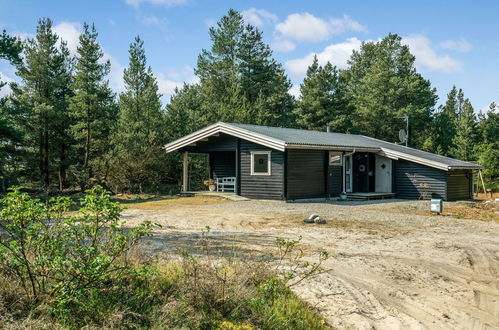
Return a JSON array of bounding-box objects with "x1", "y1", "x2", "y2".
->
[{"x1": 1, "y1": 0, "x2": 498, "y2": 112}]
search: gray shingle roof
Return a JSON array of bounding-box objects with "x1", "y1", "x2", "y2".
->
[{"x1": 228, "y1": 123, "x2": 482, "y2": 170}]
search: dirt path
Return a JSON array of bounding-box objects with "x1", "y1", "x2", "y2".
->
[{"x1": 123, "y1": 197, "x2": 499, "y2": 329}]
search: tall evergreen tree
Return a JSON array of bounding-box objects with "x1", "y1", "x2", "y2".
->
[
  {"x1": 344, "y1": 33, "x2": 437, "y2": 148},
  {"x1": 10, "y1": 18, "x2": 73, "y2": 190},
  {"x1": 451, "y1": 98, "x2": 477, "y2": 161},
  {"x1": 428, "y1": 86, "x2": 460, "y2": 155},
  {"x1": 476, "y1": 102, "x2": 498, "y2": 181},
  {"x1": 166, "y1": 83, "x2": 203, "y2": 140},
  {"x1": 69, "y1": 23, "x2": 117, "y2": 188},
  {"x1": 295, "y1": 56, "x2": 350, "y2": 132},
  {"x1": 0, "y1": 30, "x2": 23, "y2": 88},
  {"x1": 110, "y1": 36, "x2": 166, "y2": 192},
  {"x1": 0, "y1": 30, "x2": 23, "y2": 188},
  {"x1": 196, "y1": 9, "x2": 293, "y2": 126}
]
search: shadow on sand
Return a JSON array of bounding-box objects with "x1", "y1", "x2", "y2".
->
[{"x1": 137, "y1": 229, "x2": 281, "y2": 261}]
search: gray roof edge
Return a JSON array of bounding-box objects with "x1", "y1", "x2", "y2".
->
[{"x1": 167, "y1": 122, "x2": 483, "y2": 170}]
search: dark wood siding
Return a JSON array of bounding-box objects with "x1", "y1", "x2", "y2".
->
[
  {"x1": 327, "y1": 165, "x2": 343, "y2": 197},
  {"x1": 210, "y1": 152, "x2": 236, "y2": 179},
  {"x1": 182, "y1": 134, "x2": 236, "y2": 153},
  {"x1": 394, "y1": 159, "x2": 447, "y2": 199},
  {"x1": 239, "y1": 141, "x2": 284, "y2": 200},
  {"x1": 447, "y1": 170, "x2": 471, "y2": 200},
  {"x1": 286, "y1": 150, "x2": 326, "y2": 200}
]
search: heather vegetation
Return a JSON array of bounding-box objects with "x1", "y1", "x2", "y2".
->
[{"x1": 0, "y1": 187, "x2": 328, "y2": 329}]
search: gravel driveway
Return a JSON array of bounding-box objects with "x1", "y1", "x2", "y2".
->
[{"x1": 123, "y1": 197, "x2": 499, "y2": 330}]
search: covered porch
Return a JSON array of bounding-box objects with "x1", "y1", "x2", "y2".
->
[{"x1": 179, "y1": 133, "x2": 240, "y2": 194}]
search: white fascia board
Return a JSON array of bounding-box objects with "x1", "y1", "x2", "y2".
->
[
  {"x1": 218, "y1": 123, "x2": 285, "y2": 151},
  {"x1": 448, "y1": 165, "x2": 484, "y2": 170},
  {"x1": 376, "y1": 150, "x2": 399, "y2": 160},
  {"x1": 285, "y1": 144, "x2": 379, "y2": 153},
  {"x1": 164, "y1": 122, "x2": 286, "y2": 153},
  {"x1": 380, "y1": 148, "x2": 450, "y2": 171}
]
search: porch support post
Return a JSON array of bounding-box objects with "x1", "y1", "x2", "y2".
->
[
  {"x1": 342, "y1": 152, "x2": 346, "y2": 194},
  {"x1": 182, "y1": 151, "x2": 189, "y2": 192}
]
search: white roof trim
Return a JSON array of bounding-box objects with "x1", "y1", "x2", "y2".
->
[
  {"x1": 164, "y1": 122, "x2": 286, "y2": 153},
  {"x1": 165, "y1": 122, "x2": 483, "y2": 170},
  {"x1": 363, "y1": 135, "x2": 482, "y2": 171},
  {"x1": 380, "y1": 148, "x2": 450, "y2": 171},
  {"x1": 286, "y1": 144, "x2": 378, "y2": 153},
  {"x1": 376, "y1": 150, "x2": 399, "y2": 160}
]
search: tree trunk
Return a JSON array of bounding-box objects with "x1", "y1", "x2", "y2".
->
[
  {"x1": 42, "y1": 118, "x2": 50, "y2": 192},
  {"x1": 58, "y1": 142, "x2": 66, "y2": 191}
]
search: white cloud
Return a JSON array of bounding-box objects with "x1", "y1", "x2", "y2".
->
[
  {"x1": 275, "y1": 13, "x2": 366, "y2": 43},
  {"x1": 155, "y1": 66, "x2": 198, "y2": 102},
  {"x1": 329, "y1": 15, "x2": 367, "y2": 35},
  {"x1": 53, "y1": 21, "x2": 82, "y2": 55},
  {"x1": 288, "y1": 84, "x2": 300, "y2": 98},
  {"x1": 125, "y1": 0, "x2": 188, "y2": 7},
  {"x1": 285, "y1": 37, "x2": 362, "y2": 78},
  {"x1": 242, "y1": 8, "x2": 278, "y2": 27},
  {"x1": 102, "y1": 52, "x2": 125, "y2": 92},
  {"x1": 50, "y1": 21, "x2": 127, "y2": 91},
  {"x1": 204, "y1": 18, "x2": 216, "y2": 28},
  {"x1": 402, "y1": 34, "x2": 463, "y2": 73},
  {"x1": 439, "y1": 38, "x2": 472, "y2": 53},
  {"x1": 272, "y1": 39, "x2": 296, "y2": 52},
  {"x1": 140, "y1": 15, "x2": 167, "y2": 27},
  {"x1": 276, "y1": 13, "x2": 330, "y2": 42},
  {"x1": 13, "y1": 31, "x2": 34, "y2": 41},
  {"x1": 0, "y1": 71, "x2": 17, "y2": 97}
]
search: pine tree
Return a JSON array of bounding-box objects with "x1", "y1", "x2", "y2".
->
[
  {"x1": 196, "y1": 9, "x2": 293, "y2": 126},
  {"x1": 476, "y1": 102, "x2": 498, "y2": 181},
  {"x1": 10, "y1": 18, "x2": 73, "y2": 190},
  {"x1": 344, "y1": 34, "x2": 437, "y2": 147},
  {"x1": 69, "y1": 23, "x2": 117, "y2": 188},
  {"x1": 166, "y1": 83, "x2": 203, "y2": 140},
  {"x1": 0, "y1": 30, "x2": 23, "y2": 188},
  {"x1": 451, "y1": 98, "x2": 477, "y2": 161},
  {"x1": 295, "y1": 56, "x2": 350, "y2": 132},
  {"x1": 110, "y1": 36, "x2": 166, "y2": 193},
  {"x1": 0, "y1": 29, "x2": 23, "y2": 88},
  {"x1": 430, "y1": 86, "x2": 459, "y2": 155}
]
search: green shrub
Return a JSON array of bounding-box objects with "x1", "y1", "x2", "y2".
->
[
  {"x1": 0, "y1": 188, "x2": 329, "y2": 329},
  {"x1": 0, "y1": 186, "x2": 156, "y2": 313}
]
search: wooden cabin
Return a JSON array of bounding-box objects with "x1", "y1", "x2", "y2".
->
[{"x1": 165, "y1": 122, "x2": 482, "y2": 201}]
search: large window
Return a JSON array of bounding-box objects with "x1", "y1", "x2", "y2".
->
[{"x1": 250, "y1": 151, "x2": 271, "y2": 175}]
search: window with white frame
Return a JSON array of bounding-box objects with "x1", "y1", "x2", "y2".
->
[
  {"x1": 329, "y1": 151, "x2": 342, "y2": 166},
  {"x1": 250, "y1": 151, "x2": 271, "y2": 175}
]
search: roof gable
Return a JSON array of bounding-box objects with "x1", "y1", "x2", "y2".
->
[{"x1": 164, "y1": 122, "x2": 286, "y2": 152}]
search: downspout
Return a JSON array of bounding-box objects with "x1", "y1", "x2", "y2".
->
[{"x1": 342, "y1": 148, "x2": 356, "y2": 194}]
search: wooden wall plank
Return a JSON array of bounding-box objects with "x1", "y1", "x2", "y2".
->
[{"x1": 239, "y1": 141, "x2": 284, "y2": 200}]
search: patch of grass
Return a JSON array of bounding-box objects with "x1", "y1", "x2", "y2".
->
[
  {"x1": 390, "y1": 200, "x2": 498, "y2": 222},
  {"x1": 0, "y1": 258, "x2": 329, "y2": 329},
  {"x1": 123, "y1": 195, "x2": 229, "y2": 210}
]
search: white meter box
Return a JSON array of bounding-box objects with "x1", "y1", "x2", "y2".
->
[{"x1": 430, "y1": 198, "x2": 443, "y2": 213}]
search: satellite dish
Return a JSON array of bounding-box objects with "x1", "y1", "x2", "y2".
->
[{"x1": 398, "y1": 129, "x2": 407, "y2": 143}]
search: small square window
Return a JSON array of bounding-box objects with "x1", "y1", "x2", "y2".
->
[
  {"x1": 329, "y1": 151, "x2": 342, "y2": 166},
  {"x1": 251, "y1": 151, "x2": 271, "y2": 175}
]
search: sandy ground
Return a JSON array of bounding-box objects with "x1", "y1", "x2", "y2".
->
[{"x1": 122, "y1": 196, "x2": 499, "y2": 330}]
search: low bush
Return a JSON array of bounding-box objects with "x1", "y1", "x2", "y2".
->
[{"x1": 0, "y1": 187, "x2": 329, "y2": 329}]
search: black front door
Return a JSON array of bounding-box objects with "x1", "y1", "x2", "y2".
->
[{"x1": 353, "y1": 153, "x2": 369, "y2": 192}]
